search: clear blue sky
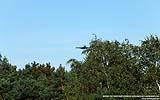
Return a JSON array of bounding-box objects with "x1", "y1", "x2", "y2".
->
[{"x1": 0, "y1": 0, "x2": 160, "y2": 70}]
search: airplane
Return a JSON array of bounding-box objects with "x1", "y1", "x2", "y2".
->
[{"x1": 76, "y1": 45, "x2": 89, "y2": 49}]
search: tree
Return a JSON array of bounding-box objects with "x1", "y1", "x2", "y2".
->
[{"x1": 139, "y1": 35, "x2": 160, "y2": 94}]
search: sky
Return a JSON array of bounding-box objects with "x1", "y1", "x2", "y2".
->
[{"x1": 0, "y1": 0, "x2": 160, "y2": 70}]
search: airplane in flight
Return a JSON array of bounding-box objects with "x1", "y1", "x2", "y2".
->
[{"x1": 76, "y1": 45, "x2": 89, "y2": 49}]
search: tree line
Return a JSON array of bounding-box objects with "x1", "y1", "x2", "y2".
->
[{"x1": 0, "y1": 35, "x2": 160, "y2": 100}]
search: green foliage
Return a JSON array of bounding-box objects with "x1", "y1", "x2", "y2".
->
[
  {"x1": 0, "y1": 35, "x2": 160, "y2": 99},
  {"x1": 66, "y1": 35, "x2": 160, "y2": 99}
]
